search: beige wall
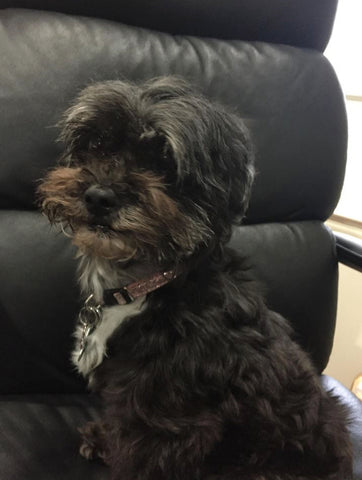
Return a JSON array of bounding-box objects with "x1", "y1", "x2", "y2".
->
[{"x1": 324, "y1": 264, "x2": 362, "y2": 389}]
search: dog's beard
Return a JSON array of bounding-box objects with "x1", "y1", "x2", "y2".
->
[{"x1": 72, "y1": 226, "x2": 137, "y2": 261}]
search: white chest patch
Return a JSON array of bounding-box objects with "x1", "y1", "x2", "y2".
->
[{"x1": 72, "y1": 296, "x2": 146, "y2": 378}]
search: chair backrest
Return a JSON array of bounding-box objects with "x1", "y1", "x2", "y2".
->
[{"x1": 0, "y1": 1, "x2": 346, "y2": 393}]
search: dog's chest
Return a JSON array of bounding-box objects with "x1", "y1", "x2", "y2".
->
[{"x1": 72, "y1": 296, "x2": 146, "y2": 378}]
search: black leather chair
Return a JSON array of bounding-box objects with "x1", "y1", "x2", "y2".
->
[{"x1": 0, "y1": 2, "x2": 361, "y2": 479}]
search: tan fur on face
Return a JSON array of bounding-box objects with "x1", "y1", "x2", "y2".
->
[
  {"x1": 38, "y1": 166, "x2": 211, "y2": 261},
  {"x1": 37, "y1": 167, "x2": 88, "y2": 224}
]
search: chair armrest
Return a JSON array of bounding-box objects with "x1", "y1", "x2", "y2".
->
[
  {"x1": 334, "y1": 232, "x2": 362, "y2": 272},
  {"x1": 321, "y1": 376, "x2": 362, "y2": 479}
]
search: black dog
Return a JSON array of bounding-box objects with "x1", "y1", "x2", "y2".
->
[{"x1": 38, "y1": 77, "x2": 352, "y2": 480}]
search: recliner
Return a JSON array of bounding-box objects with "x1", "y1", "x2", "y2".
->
[{"x1": 0, "y1": 2, "x2": 361, "y2": 479}]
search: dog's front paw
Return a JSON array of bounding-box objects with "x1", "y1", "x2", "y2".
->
[
  {"x1": 78, "y1": 421, "x2": 108, "y2": 462},
  {"x1": 79, "y1": 439, "x2": 98, "y2": 461}
]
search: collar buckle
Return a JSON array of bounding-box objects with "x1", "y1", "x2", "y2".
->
[{"x1": 113, "y1": 287, "x2": 135, "y2": 305}]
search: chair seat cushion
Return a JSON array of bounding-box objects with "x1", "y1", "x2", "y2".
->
[
  {"x1": 0, "y1": 377, "x2": 360, "y2": 479},
  {"x1": 0, "y1": 394, "x2": 107, "y2": 480}
]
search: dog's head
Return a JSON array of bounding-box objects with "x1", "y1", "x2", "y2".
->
[{"x1": 38, "y1": 77, "x2": 254, "y2": 265}]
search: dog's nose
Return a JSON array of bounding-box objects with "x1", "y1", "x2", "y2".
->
[{"x1": 84, "y1": 185, "x2": 118, "y2": 215}]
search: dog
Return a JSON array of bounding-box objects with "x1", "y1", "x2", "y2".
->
[{"x1": 38, "y1": 76, "x2": 352, "y2": 480}]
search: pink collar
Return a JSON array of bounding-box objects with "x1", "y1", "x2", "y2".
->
[{"x1": 103, "y1": 269, "x2": 178, "y2": 306}]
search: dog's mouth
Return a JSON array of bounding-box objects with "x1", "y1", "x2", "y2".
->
[
  {"x1": 88, "y1": 222, "x2": 116, "y2": 234},
  {"x1": 64, "y1": 217, "x2": 123, "y2": 240},
  {"x1": 79, "y1": 212, "x2": 121, "y2": 235}
]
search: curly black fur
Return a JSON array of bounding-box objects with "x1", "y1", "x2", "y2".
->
[
  {"x1": 92, "y1": 250, "x2": 352, "y2": 480},
  {"x1": 38, "y1": 77, "x2": 352, "y2": 480}
]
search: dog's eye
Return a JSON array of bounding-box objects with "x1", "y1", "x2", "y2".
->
[
  {"x1": 88, "y1": 134, "x2": 122, "y2": 158},
  {"x1": 89, "y1": 137, "x2": 103, "y2": 152}
]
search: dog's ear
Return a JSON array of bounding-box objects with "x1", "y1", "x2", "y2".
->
[
  {"x1": 206, "y1": 106, "x2": 255, "y2": 223},
  {"x1": 142, "y1": 77, "x2": 255, "y2": 223}
]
